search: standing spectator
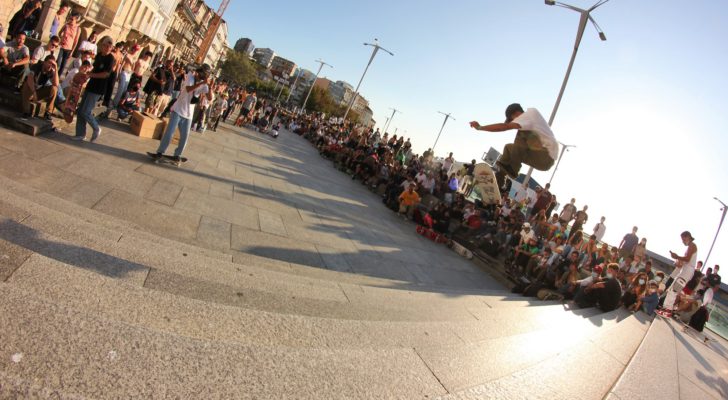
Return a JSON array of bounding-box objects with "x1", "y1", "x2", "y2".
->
[
  {"x1": 101, "y1": 41, "x2": 124, "y2": 110},
  {"x1": 150, "y1": 64, "x2": 212, "y2": 164},
  {"x1": 20, "y1": 54, "x2": 58, "y2": 120},
  {"x1": 72, "y1": 36, "x2": 115, "y2": 142},
  {"x1": 618, "y1": 226, "x2": 639, "y2": 260},
  {"x1": 208, "y1": 92, "x2": 228, "y2": 132},
  {"x1": 57, "y1": 12, "x2": 80, "y2": 76},
  {"x1": 7, "y1": 0, "x2": 42, "y2": 38},
  {"x1": 148, "y1": 58, "x2": 175, "y2": 117},
  {"x1": 127, "y1": 50, "x2": 151, "y2": 91},
  {"x1": 593, "y1": 216, "x2": 606, "y2": 242},
  {"x1": 142, "y1": 58, "x2": 170, "y2": 114},
  {"x1": 514, "y1": 184, "x2": 529, "y2": 205},
  {"x1": 633, "y1": 237, "x2": 647, "y2": 261},
  {"x1": 49, "y1": 2, "x2": 71, "y2": 37},
  {"x1": 531, "y1": 182, "x2": 553, "y2": 217},
  {"x1": 660, "y1": 231, "x2": 698, "y2": 316},
  {"x1": 559, "y1": 198, "x2": 577, "y2": 225},
  {"x1": 569, "y1": 205, "x2": 589, "y2": 240},
  {"x1": 112, "y1": 43, "x2": 139, "y2": 107},
  {"x1": 442, "y1": 152, "x2": 454, "y2": 173}
]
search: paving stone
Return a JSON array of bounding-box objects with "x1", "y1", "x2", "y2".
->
[
  {"x1": 175, "y1": 187, "x2": 259, "y2": 231},
  {"x1": 196, "y1": 216, "x2": 231, "y2": 251},
  {"x1": 231, "y1": 225, "x2": 325, "y2": 268},
  {"x1": 63, "y1": 155, "x2": 156, "y2": 197},
  {"x1": 258, "y1": 209, "x2": 287, "y2": 237},
  {"x1": 93, "y1": 189, "x2": 201, "y2": 241},
  {"x1": 51, "y1": 178, "x2": 113, "y2": 209},
  {"x1": 0, "y1": 153, "x2": 85, "y2": 195},
  {"x1": 37, "y1": 148, "x2": 85, "y2": 168},
  {"x1": 315, "y1": 244, "x2": 353, "y2": 272},
  {"x1": 0, "y1": 130, "x2": 63, "y2": 159},
  {"x1": 135, "y1": 162, "x2": 212, "y2": 193},
  {"x1": 144, "y1": 179, "x2": 183, "y2": 206},
  {"x1": 208, "y1": 181, "x2": 233, "y2": 200}
]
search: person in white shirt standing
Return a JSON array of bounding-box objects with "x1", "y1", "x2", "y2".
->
[
  {"x1": 593, "y1": 216, "x2": 607, "y2": 242},
  {"x1": 149, "y1": 64, "x2": 213, "y2": 165},
  {"x1": 469, "y1": 103, "x2": 558, "y2": 189},
  {"x1": 659, "y1": 231, "x2": 698, "y2": 316}
]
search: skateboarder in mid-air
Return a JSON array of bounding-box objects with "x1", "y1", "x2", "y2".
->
[{"x1": 470, "y1": 103, "x2": 558, "y2": 191}]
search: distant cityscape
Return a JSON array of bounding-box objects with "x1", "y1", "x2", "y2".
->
[{"x1": 234, "y1": 38, "x2": 375, "y2": 127}]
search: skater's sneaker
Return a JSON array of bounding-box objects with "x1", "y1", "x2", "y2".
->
[
  {"x1": 147, "y1": 152, "x2": 163, "y2": 160},
  {"x1": 495, "y1": 161, "x2": 518, "y2": 179},
  {"x1": 70, "y1": 136, "x2": 85, "y2": 141},
  {"x1": 171, "y1": 156, "x2": 182, "y2": 166},
  {"x1": 90, "y1": 128, "x2": 102, "y2": 142}
]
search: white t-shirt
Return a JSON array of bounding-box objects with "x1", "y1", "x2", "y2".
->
[
  {"x1": 702, "y1": 288, "x2": 714, "y2": 306},
  {"x1": 78, "y1": 40, "x2": 97, "y2": 55},
  {"x1": 514, "y1": 187, "x2": 529, "y2": 203},
  {"x1": 593, "y1": 222, "x2": 606, "y2": 242},
  {"x1": 512, "y1": 108, "x2": 558, "y2": 160},
  {"x1": 520, "y1": 229, "x2": 535, "y2": 243},
  {"x1": 171, "y1": 72, "x2": 209, "y2": 120}
]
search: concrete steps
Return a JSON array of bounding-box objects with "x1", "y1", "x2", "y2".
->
[
  {"x1": 0, "y1": 282, "x2": 649, "y2": 399},
  {"x1": 5, "y1": 252, "x2": 602, "y2": 350}
]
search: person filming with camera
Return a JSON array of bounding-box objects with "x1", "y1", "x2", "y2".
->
[{"x1": 149, "y1": 64, "x2": 214, "y2": 165}]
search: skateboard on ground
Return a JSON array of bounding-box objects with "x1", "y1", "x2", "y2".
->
[
  {"x1": 147, "y1": 152, "x2": 188, "y2": 166},
  {"x1": 448, "y1": 240, "x2": 473, "y2": 259}
]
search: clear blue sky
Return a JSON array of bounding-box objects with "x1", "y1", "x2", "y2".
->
[{"x1": 214, "y1": 0, "x2": 728, "y2": 269}]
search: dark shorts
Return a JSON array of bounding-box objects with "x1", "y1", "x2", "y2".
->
[{"x1": 240, "y1": 108, "x2": 250, "y2": 117}]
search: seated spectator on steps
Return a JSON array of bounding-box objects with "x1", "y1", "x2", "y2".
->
[
  {"x1": 575, "y1": 263, "x2": 622, "y2": 311},
  {"x1": 556, "y1": 260, "x2": 580, "y2": 299},
  {"x1": 622, "y1": 272, "x2": 649, "y2": 311},
  {"x1": 398, "y1": 184, "x2": 420, "y2": 219},
  {"x1": 0, "y1": 32, "x2": 30, "y2": 84},
  {"x1": 20, "y1": 55, "x2": 59, "y2": 120},
  {"x1": 116, "y1": 82, "x2": 141, "y2": 120},
  {"x1": 633, "y1": 280, "x2": 660, "y2": 315}
]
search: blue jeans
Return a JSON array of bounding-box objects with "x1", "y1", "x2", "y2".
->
[
  {"x1": 156, "y1": 110, "x2": 191, "y2": 157},
  {"x1": 113, "y1": 71, "x2": 131, "y2": 107},
  {"x1": 75, "y1": 91, "x2": 103, "y2": 138}
]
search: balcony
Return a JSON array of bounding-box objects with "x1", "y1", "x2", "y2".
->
[{"x1": 85, "y1": 1, "x2": 116, "y2": 28}]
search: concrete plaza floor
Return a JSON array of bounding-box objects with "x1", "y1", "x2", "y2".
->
[{"x1": 0, "y1": 117, "x2": 503, "y2": 291}]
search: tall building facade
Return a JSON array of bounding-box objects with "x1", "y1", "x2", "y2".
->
[
  {"x1": 234, "y1": 37, "x2": 254, "y2": 55},
  {"x1": 270, "y1": 55, "x2": 296, "y2": 78},
  {"x1": 252, "y1": 47, "x2": 275, "y2": 68}
]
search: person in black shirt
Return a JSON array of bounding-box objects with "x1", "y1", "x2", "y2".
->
[
  {"x1": 73, "y1": 36, "x2": 115, "y2": 142},
  {"x1": 20, "y1": 54, "x2": 59, "y2": 120},
  {"x1": 575, "y1": 263, "x2": 622, "y2": 311}
]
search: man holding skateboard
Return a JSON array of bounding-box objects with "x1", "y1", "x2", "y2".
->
[
  {"x1": 470, "y1": 103, "x2": 558, "y2": 190},
  {"x1": 148, "y1": 64, "x2": 213, "y2": 165}
]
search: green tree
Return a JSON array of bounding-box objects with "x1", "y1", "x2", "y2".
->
[{"x1": 220, "y1": 50, "x2": 256, "y2": 86}]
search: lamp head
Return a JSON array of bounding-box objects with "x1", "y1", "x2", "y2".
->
[
  {"x1": 545, "y1": 0, "x2": 556, "y2": 5},
  {"x1": 599, "y1": 31, "x2": 607, "y2": 41}
]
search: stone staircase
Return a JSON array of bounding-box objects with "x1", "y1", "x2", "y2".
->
[{"x1": 0, "y1": 124, "x2": 671, "y2": 399}]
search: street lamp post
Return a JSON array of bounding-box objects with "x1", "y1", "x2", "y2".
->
[
  {"x1": 342, "y1": 39, "x2": 394, "y2": 122},
  {"x1": 286, "y1": 69, "x2": 304, "y2": 104},
  {"x1": 548, "y1": 142, "x2": 576, "y2": 184},
  {"x1": 300, "y1": 59, "x2": 333, "y2": 115},
  {"x1": 704, "y1": 197, "x2": 727, "y2": 268},
  {"x1": 275, "y1": 79, "x2": 288, "y2": 102},
  {"x1": 382, "y1": 107, "x2": 400, "y2": 135},
  {"x1": 432, "y1": 111, "x2": 455, "y2": 152},
  {"x1": 522, "y1": 0, "x2": 609, "y2": 187}
]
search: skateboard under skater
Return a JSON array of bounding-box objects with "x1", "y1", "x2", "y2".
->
[{"x1": 147, "y1": 152, "x2": 188, "y2": 166}]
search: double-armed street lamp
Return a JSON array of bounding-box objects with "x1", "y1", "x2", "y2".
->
[
  {"x1": 300, "y1": 59, "x2": 333, "y2": 115},
  {"x1": 382, "y1": 107, "x2": 400, "y2": 135},
  {"x1": 522, "y1": 0, "x2": 609, "y2": 186},
  {"x1": 432, "y1": 111, "x2": 455, "y2": 152},
  {"x1": 343, "y1": 39, "x2": 394, "y2": 122},
  {"x1": 704, "y1": 197, "x2": 727, "y2": 268},
  {"x1": 548, "y1": 142, "x2": 576, "y2": 184}
]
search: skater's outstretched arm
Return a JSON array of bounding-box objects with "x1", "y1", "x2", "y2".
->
[{"x1": 469, "y1": 121, "x2": 521, "y2": 132}]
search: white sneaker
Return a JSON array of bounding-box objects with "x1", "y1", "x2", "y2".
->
[
  {"x1": 90, "y1": 128, "x2": 102, "y2": 142},
  {"x1": 70, "y1": 136, "x2": 85, "y2": 141}
]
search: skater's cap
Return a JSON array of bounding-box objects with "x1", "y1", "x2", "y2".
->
[
  {"x1": 505, "y1": 103, "x2": 524, "y2": 123},
  {"x1": 681, "y1": 231, "x2": 694, "y2": 240}
]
